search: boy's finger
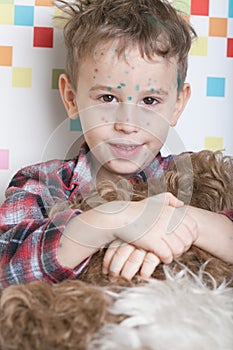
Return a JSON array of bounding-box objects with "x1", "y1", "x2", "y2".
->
[
  {"x1": 103, "y1": 241, "x2": 135, "y2": 276},
  {"x1": 120, "y1": 248, "x2": 146, "y2": 280},
  {"x1": 164, "y1": 192, "x2": 184, "y2": 207},
  {"x1": 162, "y1": 232, "x2": 185, "y2": 259},
  {"x1": 154, "y1": 192, "x2": 184, "y2": 208},
  {"x1": 140, "y1": 252, "x2": 160, "y2": 279},
  {"x1": 102, "y1": 239, "x2": 123, "y2": 274},
  {"x1": 153, "y1": 239, "x2": 173, "y2": 264}
]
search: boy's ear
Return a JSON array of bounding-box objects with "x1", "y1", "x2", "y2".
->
[
  {"x1": 59, "y1": 74, "x2": 79, "y2": 120},
  {"x1": 170, "y1": 83, "x2": 191, "y2": 126}
]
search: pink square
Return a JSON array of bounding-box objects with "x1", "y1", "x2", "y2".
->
[{"x1": 0, "y1": 149, "x2": 9, "y2": 170}]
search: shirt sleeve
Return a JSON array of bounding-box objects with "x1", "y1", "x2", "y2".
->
[
  {"x1": 0, "y1": 161, "x2": 89, "y2": 288},
  {"x1": 218, "y1": 210, "x2": 233, "y2": 222}
]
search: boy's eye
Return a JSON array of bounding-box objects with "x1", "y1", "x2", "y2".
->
[
  {"x1": 100, "y1": 95, "x2": 117, "y2": 103},
  {"x1": 142, "y1": 97, "x2": 158, "y2": 105}
]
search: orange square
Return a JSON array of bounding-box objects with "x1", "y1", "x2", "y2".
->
[
  {"x1": 209, "y1": 18, "x2": 227, "y2": 37},
  {"x1": 35, "y1": 0, "x2": 53, "y2": 6},
  {"x1": 0, "y1": 46, "x2": 12, "y2": 66}
]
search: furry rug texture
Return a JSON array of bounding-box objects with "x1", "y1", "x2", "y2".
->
[{"x1": 0, "y1": 150, "x2": 233, "y2": 350}]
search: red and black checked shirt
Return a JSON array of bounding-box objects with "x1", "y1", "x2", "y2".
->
[{"x1": 0, "y1": 143, "x2": 232, "y2": 288}]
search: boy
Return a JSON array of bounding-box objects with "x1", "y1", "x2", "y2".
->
[{"x1": 0, "y1": 0, "x2": 232, "y2": 287}]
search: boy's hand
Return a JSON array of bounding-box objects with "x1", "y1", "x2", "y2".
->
[
  {"x1": 110, "y1": 193, "x2": 199, "y2": 265},
  {"x1": 102, "y1": 239, "x2": 160, "y2": 281},
  {"x1": 102, "y1": 192, "x2": 198, "y2": 281}
]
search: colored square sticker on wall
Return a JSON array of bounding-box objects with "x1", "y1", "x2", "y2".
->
[
  {"x1": 0, "y1": 0, "x2": 14, "y2": 3},
  {"x1": 70, "y1": 119, "x2": 82, "y2": 132},
  {"x1": 190, "y1": 36, "x2": 208, "y2": 56},
  {"x1": 0, "y1": 46, "x2": 12, "y2": 66},
  {"x1": 229, "y1": 0, "x2": 233, "y2": 18},
  {"x1": 206, "y1": 77, "x2": 225, "y2": 97},
  {"x1": 191, "y1": 0, "x2": 209, "y2": 16},
  {"x1": 227, "y1": 38, "x2": 233, "y2": 57},
  {"x1": 209, "y1": 18, "x2": 227, "y2": 37},
  {"x1": 204, "y1": 137, "x2": 223, "y2": 151},
  {"x1": 33, "y1": 27, "x2": 54, "y2": 48},
  {"x1": 0, "y1": 149, "x2": 9, "y2": 170},
  {"x1": 14, "y1": 5, "x2": 34, "y2": 26},
  {"x1": 0, "y1": 4, "x2": 14, "y2": 24},
  {"x1": 35, "y1": 0, "x2": 53, "y2": 6},
  {"x1": 12, "y1": 67, "x2": 32, "y2": 88},
  {"x1": 172, "y1": 0, "x2": 191, "y2": 15},
  {"x1": 52, "y1": 69, "x2": 65, "y2": 89}
]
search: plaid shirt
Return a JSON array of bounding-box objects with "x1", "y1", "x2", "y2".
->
[{"x1": 0, "y1": 143, "x2": 232, "y2": 288}]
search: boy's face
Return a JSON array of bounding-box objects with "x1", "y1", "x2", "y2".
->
[{"x1": 60, "y1": 44, "x2": 190, "y2": 176}]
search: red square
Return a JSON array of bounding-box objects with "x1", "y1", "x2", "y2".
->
[
  {"x1": 227, "y1": 38, "x2": 233, "y2": 58},
  {"x1": 191, "y1": 0, "x2": 209, "y2": 16},
  {"x1": 33, "y1": 27, "x2": 54, "y2": 48}
]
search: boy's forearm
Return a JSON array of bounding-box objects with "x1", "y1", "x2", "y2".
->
[
  {"x1": 57, "y1": 203, "x2": 122, "y2": 269},
  {"x1": 187, "y1": 206, "x2": 233, "y2": 263}
]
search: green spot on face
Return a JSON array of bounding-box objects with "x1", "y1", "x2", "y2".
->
[
  {"x1": 124, "y1": 70, "x2": 130, "y2": 74},
  {"x1": 127, "y1": 96, "x2": 133, "y2": 101},
  {"x1": 120, "y1": 83, "x2": 126, "y2": 87},
  {"x1": 135, "y1": 84, "x2": 140, "y2": 91},
  {"x1": 150, "y1": 88, "x2": 155, "y2": 92},
  {"x1": 117, "y1": 85, "x2": 122, "y2": 89},
  {"x1": 107, "y1": 86, "x2": 112, "y2": 91},
  {"x1": 107, "y1": 75, "x2": 111, "y2": 79}
]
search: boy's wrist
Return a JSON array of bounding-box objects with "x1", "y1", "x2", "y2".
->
[{"x1": 57, "y1": 201, "x2": 124, "y2": 269}]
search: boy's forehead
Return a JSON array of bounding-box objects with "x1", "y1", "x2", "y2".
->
[{"x1": 81, "y1": 43, "x2": 178, "y2": 72}]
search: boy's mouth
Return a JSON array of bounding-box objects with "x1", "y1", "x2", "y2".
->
[{"x1": 109, "y1": 142, "x2": 144, "y2": 158}]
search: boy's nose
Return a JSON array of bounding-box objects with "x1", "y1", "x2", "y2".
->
[{"x1": 114, "y1": 104, "x2": 140, "y2": 134}]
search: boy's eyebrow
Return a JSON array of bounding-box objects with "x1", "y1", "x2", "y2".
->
[
  {"x1": 142, "y1": 88, "x2": 169, "y2": 96},
  {"x1": 89, "y1": 84, "x2": 113, "y2": 92},
  {"x1": 89, "y1": 84, "x2": 169, "y2": 95}
]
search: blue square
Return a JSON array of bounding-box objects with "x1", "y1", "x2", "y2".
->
[
  {"x1": 70, "y1": 118, "x2": 82, "y2": 132},
  {"x1": 229, "y1": 0, "x2": 233, "y2": 18},
  {"x1": 14, "y1": 5, "x2": 34, "y2": 26},
  {"x1": 206, "y1": 77, "x2": 225, "y2": 97}
]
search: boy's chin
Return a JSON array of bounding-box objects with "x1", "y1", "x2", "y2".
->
[{"x1": 103, "y1": 158, "x2": 147, "y2": 177}]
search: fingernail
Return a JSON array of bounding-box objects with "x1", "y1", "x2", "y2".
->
[{"x1": 102, "y1": 267, "x2": 108, "y2": 275}]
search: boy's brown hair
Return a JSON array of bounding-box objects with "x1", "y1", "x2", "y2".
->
[{"x1": 56, "y1": 0, "x2": 197, "y2": 91}]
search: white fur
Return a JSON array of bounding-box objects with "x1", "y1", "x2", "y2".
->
[{"x1": 89, "y1": 268, "x2": 233, "y2": 350}]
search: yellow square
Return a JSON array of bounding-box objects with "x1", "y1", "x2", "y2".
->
[
  {"x1": 53, "y1": 7, "x2": 68, "y2": 28},
  {"x1": 12, "y1": 67, "x2": 32, "y2": 88},
  {"x1": 190, "y1": 37, "x2": 208, "y2": 56},
  {"x1": 0, "y1": 46, "x2": 12, "y2": 66},
  {"x1": 204, "y1": 137, "x2": 223, "y2": 151},
  {"x1": 0, "y1": 4, "x2": 14, "y2": 25},
  {"x1": 35, "y1": 0, "x2": 53, "y2": 6}
]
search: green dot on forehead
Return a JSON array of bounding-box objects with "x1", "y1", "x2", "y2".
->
[
  {"x1": 107, "y1": 86, "x2": 112, "y2": 91},
  {"x1": 135, "y1": 84, "x2": 140, "y2": 91},
  {"x1": 150, "y1": 88, "x2": 155, "y2": 92},
  {"x1": 127, "y1": 96, "x2": 133, "y2": 101}
]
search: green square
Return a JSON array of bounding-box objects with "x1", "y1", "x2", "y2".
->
[
  {"x1": 172, "y1": 0, "x2": 191, "y2": 15},
  {"x1": 70, "y1": 119, "x2": 82, "y2": 132},
  {"x1": 0, "y1": 0, "x2": 14, "y2": 4},
  {"x1": 52, "y1": 68, "x2": 65, "y2": 89}
]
